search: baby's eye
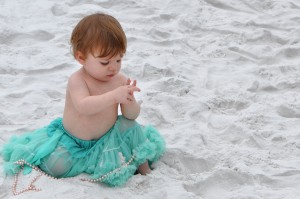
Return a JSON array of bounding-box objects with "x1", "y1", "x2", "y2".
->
[
  {"x1": 100, "y1": 62, "x2": 109, "y2": 66},
  {"x1": 117, "y1": 60, "x2": 121, "y2": 63}
]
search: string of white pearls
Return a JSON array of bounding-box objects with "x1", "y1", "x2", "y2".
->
[
  {"x1": 13, "y1": 160, "x2": 44, "y2": 195},
  {"x1": 13, "y1": 155, "x2": 136, "y2": 195},
  {"x1": 80, "y1": 155, "x2": 136, "y2": 183}
]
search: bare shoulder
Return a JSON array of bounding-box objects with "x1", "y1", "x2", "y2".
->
[
  {"x1": 67, "y1": 69, "x2": 86, "y2": 89},
  {"x1": 115, "y1": 73, "x2": 128, "y2": 85}
]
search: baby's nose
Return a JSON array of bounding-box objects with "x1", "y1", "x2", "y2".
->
[{"x1": 109, "y1": 62, "x2": 118, "y2": 70}]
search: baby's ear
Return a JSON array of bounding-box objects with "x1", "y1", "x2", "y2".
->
[{"x1": 75, "y1": 51, "x2": 85, "y2": 65}]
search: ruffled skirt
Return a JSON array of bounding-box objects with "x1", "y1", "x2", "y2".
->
[{"x1": 1, "y1": 116, "x2": 165, "y2": 186}]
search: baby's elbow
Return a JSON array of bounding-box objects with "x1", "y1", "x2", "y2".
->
[
  {"x1": 124, "y1": 114, "x2": 138, "y2": 120},
  {"x1": 75, "y1": 102, "x2": 94, "y2": 115},
  {"x1": 75, "y1": 105, "x2": 88, "y2": 115},
  {"x1": 123, "y1": 109, "x2": 140, "y2": 120}
]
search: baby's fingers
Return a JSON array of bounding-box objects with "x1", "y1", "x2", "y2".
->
[
  {"x1": 126, "y1": 78, "x2": 131, "y2": 85},
  {"x1": 129, "y1": 86, "x2": 141, "y2": 94},
  {"x1": 132, "y1": 80, "x2": 137, "y2": 87}
]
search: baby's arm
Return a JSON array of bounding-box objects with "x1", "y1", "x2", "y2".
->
[
  {"x1": 120, "y1": 79, "x2": 141, "y2": 120},
  {"x1": 68, "y1": 73, "x2": 140, "y2": 115},
  {"x1": 68, "y1": 74, "x2": 115, "y2": 115}
]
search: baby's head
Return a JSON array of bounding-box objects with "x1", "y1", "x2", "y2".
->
[{"x1": 70, "y1": 13, "x2": 127, "y2": 59}]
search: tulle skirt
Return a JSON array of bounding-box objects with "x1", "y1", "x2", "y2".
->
[{"x1": 1, "y1": 116, "x2": 165, "y2": 186}]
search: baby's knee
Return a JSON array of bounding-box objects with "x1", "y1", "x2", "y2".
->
[
  {"x1": 119, "y1": 116, "x2": 138, "y2": 132},
  {"x1": 39, "y1": 147, "x2": 72, "y2": 177}
]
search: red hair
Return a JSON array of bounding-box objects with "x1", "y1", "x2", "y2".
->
[{"x1": 70, "y1": 13, "x2": 127, "y2": 58}]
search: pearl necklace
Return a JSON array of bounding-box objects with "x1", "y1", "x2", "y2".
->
[
  {"x1": 12, "y1": 155, "x2": 135, "y2": 195},
  {"x1": 80, "y1": 155, "x2": 135, "y2": 183},
  {"x1": 13, "y1": 160, "x2": 59, "y2": 195}
]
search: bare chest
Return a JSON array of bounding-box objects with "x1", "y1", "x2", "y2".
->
[{"x1": 85, "y1": 78, "x2": 122, "y2": 96}]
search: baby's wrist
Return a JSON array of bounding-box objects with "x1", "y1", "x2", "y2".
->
[{"x1": 109, "y1": 90, "x2": 118, "y2": 104}]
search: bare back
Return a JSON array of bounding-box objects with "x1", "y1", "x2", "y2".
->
[{"x1": 62, "y1": 68, "x2": 126, "y2": 140}]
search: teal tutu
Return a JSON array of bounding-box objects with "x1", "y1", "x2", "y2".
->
[{"x1": 1, "y1": 116, "x2": 165, "y2": 186}]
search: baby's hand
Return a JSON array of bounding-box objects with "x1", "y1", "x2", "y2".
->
[
  {"x1": 126, "y1": 78, "x2": 138, "y2": 95},
  {"x1": 113, "y1": 80, "x2": 140, "y2": 104}
]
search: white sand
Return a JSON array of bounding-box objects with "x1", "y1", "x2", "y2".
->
[{"x1": 1, "y1": 0, "x2": 300, "y2": 198}]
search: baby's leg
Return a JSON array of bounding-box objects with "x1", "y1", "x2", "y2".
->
[
  {"x1": 118, "y1": 116, "x2": 151, "y2": 175},
  {"x1": 39, "y1": 146, "x2": 72, "y2": 178},
  {"x1": 118, "y1": 116, "x2": 137, "y2": 132},
  {"x1": 138, "y1": 161, "x2": 151, "y2": 175}
]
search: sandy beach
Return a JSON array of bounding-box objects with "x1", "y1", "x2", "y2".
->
[{"x1": 1, "y1": 0, "x2": 300, "y2": 198}]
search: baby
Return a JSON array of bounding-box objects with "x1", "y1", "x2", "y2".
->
[{"x1": 2, "y1": 13, "x2": 165, "y2": 188}]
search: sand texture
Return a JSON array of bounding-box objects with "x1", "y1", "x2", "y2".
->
[{"x1": 1, "y1": 0, "x2": 300, "y2": 198}]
